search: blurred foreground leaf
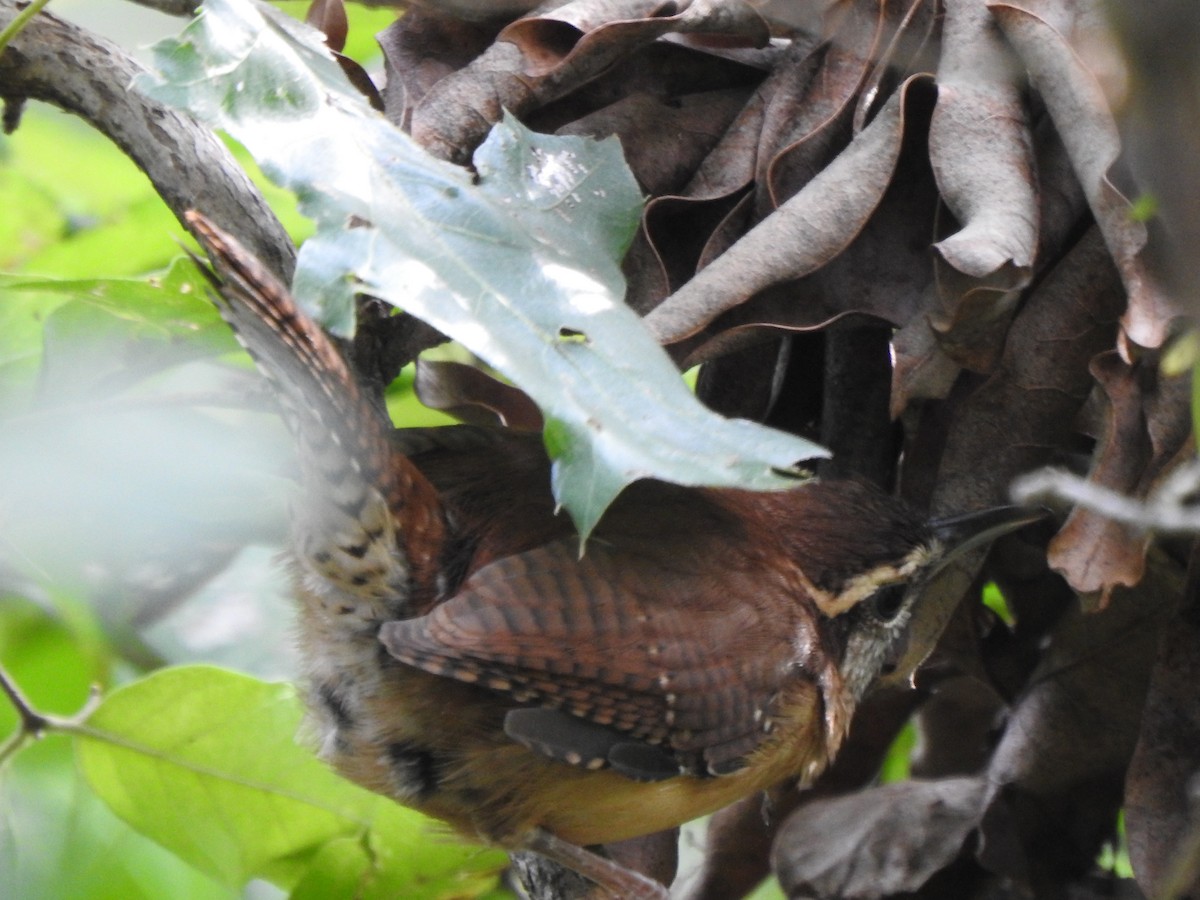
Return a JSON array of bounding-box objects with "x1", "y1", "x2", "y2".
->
[{"x1": 139, "y1": 0, "x2": 826, "y2": 537}]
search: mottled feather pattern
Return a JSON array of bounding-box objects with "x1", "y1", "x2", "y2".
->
[{"x1": 186, "y1": 212, "x2": 447, "y2": 617}]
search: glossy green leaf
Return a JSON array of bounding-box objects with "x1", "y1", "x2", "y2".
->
[
  {"x1": 139, "y1": 0, "x2": 827, "y2": 537},
  {"x1": 74, "y1": 666, "x2": 505, "y2": 895}
]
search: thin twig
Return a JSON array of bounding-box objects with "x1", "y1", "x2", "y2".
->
[
  {"x1": 1011, "y1": 462, "x2": 1200, "y2": 535},
  {"x1": 125, "y1": 0, "x2": 197, "y2": 14},
  {"x1": 0, "y1": 661, "x2": 102, "y2": 766}
]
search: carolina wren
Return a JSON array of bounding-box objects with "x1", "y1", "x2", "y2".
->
[{"x1": 187, "y1": 212, "x2": 1036, "y2": 899}]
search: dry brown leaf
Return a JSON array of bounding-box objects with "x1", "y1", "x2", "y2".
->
[
  {"x1": 530, "y1": 39, "x2": 768, "y2": 138},
  {"x1": 930, "y1": 227, "x2": 1124, "y2": 513},
  {"x1": 684, "y1": 790, "x2": 785, "y2": 900},
  {"x1": 687, "y1": 686, "x2": 929, "y2": 900},
  {"x1": 772, "y1": 777, "x2": 986, "y2": 899},
  {"x1": 914, "y1": 674, "x2": 1007, "y2": 773},
  {"x1": 667, "y1": 92, "x2": 938, "y2": 369},
  {"x1": 989, "y1": 0, "x2": 1178, "y2": 350},
  {"x1": 409, "y1": 38, "x2": 531, "y2": 161},
  {"x1": 557, "y1": 88, "x2": 752, "y2": 195},
  {"x1": 646, "y1": 74, "x2": 933, "y2": 345},
  {"x1": 1028, "y1": 113, "x2": 1090, "y2": 271},
  {"x1": 850, "y1": 0, "x2": 940, "y2": 132},
  {"x1": 891, "y1": 114, "x2": 1091, "y2": 403},
  {"x1": 892, "y1": 212, "x2": 1113, "y2": 420},
  {"x1": 390, "y1": 0, "x2": 542, "y2": 23},
  {"x1": 411, "y1": 0, "x2": 769, "y2": 161},
  {"x1": 761, "y1": 1, "x2": 890, "y2": 206},
  {"x1": 306, "y1": 0, "x2": 348, "y2": 51},
  {"x1": 885, "y1": 227, "x2": 1123, "y2": 683},
  {"x1": 1046, "y1": 351, "x2": 1190, "y2": 605},
  {"x1": 303, "y1": 0, "x2": 385, "y2": 110},
  {"x1": 760, "y1": 46, "x2": 862, "y2": 205},
  {"x1": 502, "y1": 0, "x2": 769, "y2": 76},
  {"x1": 889, "y1": 320, "x2": 962, "y2": 414},
  {"x1": 1045, "y1": 361, "x2": 1151, "y2": 603},
  {"x1": 1125, "y1": 562, "x2": 1200, "y2": 900},
  {"x1": 414, "y1": 359, "x2": 544, "y2": 430},
  {"x1": 622, "y1": 38, "x2": 827, "y2": 313},
  {"x1": 978, "y1": 553, "x2": 1183, "y2": 881},
  {"x1": 924, "y1": 0, "x2": 1036, "y2": 372},
  {"x1": 930, "y1": 0, "x2": 1036, "y2": 286},
  {"x1": 606, "y1": 829, "x2": 679, "y2": 892},
  {"x1": 626, "y1": 187, "x2": 753, "y2": 316},
  {"x1": 623, "y1": 5, "x2": 891, "y2": 318},
  {"x1": 378, "y1": 11, "x2": 499, "y2": 131}
]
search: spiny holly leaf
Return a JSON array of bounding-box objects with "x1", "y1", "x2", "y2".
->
[{"x1": 139, "y1": 0, "x2": 825, "y2": 537}]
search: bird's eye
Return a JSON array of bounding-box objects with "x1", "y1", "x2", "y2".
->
[{"x1": 867, "y1": 583, "x2": 908, "y2": 623}]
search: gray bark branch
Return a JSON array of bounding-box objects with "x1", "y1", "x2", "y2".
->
[
  {"x1": 0, "y1": 0, "x2": 295, "y2": 282},
  {"x1": 125, "y1": 0, "x2": 197, "y2": 14}
]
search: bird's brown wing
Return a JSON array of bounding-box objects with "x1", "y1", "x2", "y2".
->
[{"x1": 380, "y1": 538, "x2": 823, "y2": 778}]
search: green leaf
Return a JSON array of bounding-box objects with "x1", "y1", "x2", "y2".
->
[
  {"x1": 746, "y1": 877, "x2": 787, "y2": 900},
  {"x1": 1193, "y1": 358, "x2": 1200, "y2": 452},
  {"x1": 3, "y1": 256, "x2": 234, "y2": 345},
  {"x1": 0, "y1": 599, "x2": 231, "y2": 900},
  {"x1": 74, "y1": 666, "x2": 505, "y2": 895},
  {"x1": 0, "y1": 257, "x2": 238, "y2": 402},
  {"x1": 140, "y1": 0, "x2": 827, "y2": 537},
  {"x1": 880, "y1": 721, "x2": 916, "y2": 784},
  {"x1": 981, "y1": 581, "x2": 1015, "y2": 627},
  {"x1": 0, "y1": 278, "x2": 65, "y2": 398},
  {"x1": 0, "y1": 102, "x2": 311, "y2": 279},
  {"x1": 0, "y1": 258, "x2": 291, "y2": 603}
]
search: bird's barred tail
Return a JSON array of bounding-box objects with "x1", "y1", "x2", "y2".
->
[{"x1": 187, "y1": 211, "x2": 446, "y2": 616}]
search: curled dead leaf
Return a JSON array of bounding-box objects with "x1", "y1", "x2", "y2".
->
[
  {"x1": 645, "y1": 74, "x2": 934, "y2": 345},
  {"x1": 1046, "y1": 351, "x2": 1191, "y2": 605},
  {"x1": 414, "y1": 359, "x2": 544, "y2": 430},
  {"x1": 989, "y1": 0, "x2": 1179, "y2": 350},
  {"x1": 410, "y1": 0, "x2": 769, "y2": 162},
  {"x1": 772, "y1": 777, "x2": 986, "y2": 899}
]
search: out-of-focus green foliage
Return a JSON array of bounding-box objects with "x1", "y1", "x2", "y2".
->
[{"x1": 0, "y1": 4, "x2": 507, "y2": 898}]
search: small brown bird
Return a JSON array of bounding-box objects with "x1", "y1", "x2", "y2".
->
[{"x1": 187, "y1": 212, "x2": 1035, "y2": 899}]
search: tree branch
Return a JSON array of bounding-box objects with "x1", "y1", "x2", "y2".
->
[
  {"x1": 0, "y1": 0, "x2": 296, "y2": 283},
  {"x1": 1012, "y1": 461, "x2": 1200, "y2": 534},
  {"x1": 125, "y1": 0, "x2": 198, "y2": 14},
  {"x1": 0, "y1": 660, "x2": 100, "y2": 766}
]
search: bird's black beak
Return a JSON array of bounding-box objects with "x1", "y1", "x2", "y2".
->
[
  {"x1": 877, "y1": 505, "x2": 1048, "y2": 688},
  {"x1": 927, "y1": 505, "x2": 1048, "y2": 574}
]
